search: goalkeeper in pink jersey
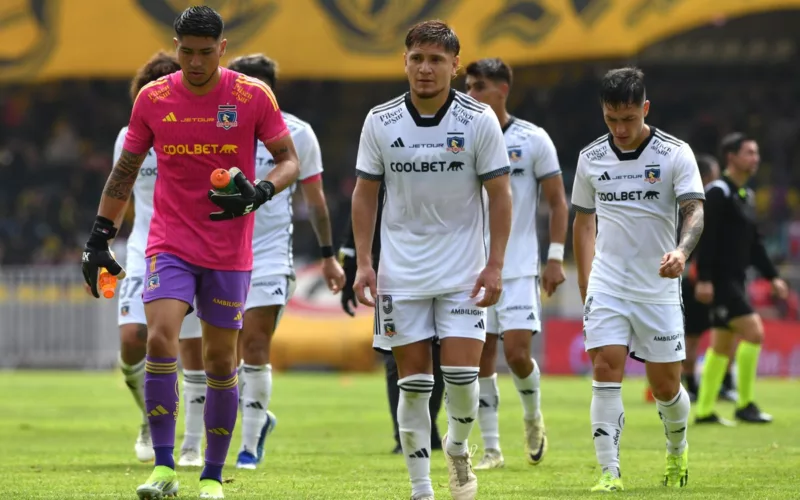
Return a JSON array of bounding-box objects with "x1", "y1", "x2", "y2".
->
[{"x1": 79, "y1": 6, "x2": 299, "y2": 499}]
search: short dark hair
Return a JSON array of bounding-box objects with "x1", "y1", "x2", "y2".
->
[
  {"x1": 405, "y1": 20, "x2": 460, "y2": 56},
  {"x1": 599, "y1": 67, "x2": 646, "y2": 107},
  {"x1": 174, "y1": 6, "x2": 224, "y2": 40},
  {"x1": 228, "y1": 54, "x2": 277, "y2": 88},
  {"x1": 130, "y1": 51, "x2": 180, "y2": 102},
  {"x1": 465, "y1": 58, "x2": 512, "y2": 87},
  {"x1": 720, "y1": 132, "x2": 751, "y2": 161},
  {"x1": 695, "y1": 153, "x2": 718, "y2": 179}
]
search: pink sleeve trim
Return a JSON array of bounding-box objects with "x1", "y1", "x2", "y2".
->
[
  {"x1": 299, "y1": 173, "x2": 322, "y2": 184},
  {"x1": 263, "y1": 127, "x2": 290, "y2": 145}
]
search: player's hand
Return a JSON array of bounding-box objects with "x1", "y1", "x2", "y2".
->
[
  {"x1": 771, "y1": 278, "x2": 790, "y2": 300},
  {"x1": 208, "y1": 173, "x2": 275, "y2": 221},
  {"x1": 339, "y1": 250, "x2": 358, "y2": 316},
  {"x1": 541, "y1": 259, "x2": 566, "y2": 297},
  {"x1": 81, "y1": 216, "x2": 126, "y2": 298},
  {"x1": 321, "y1": 257, "x2": 345, "y2": 295},
  {"x1": 472, "y1": 264, "x2": 503, "y2": 307},
  {"x1": 353, "y1": 265, "x2": 377, "y2": 307},
  {"x1": 658, "y1": 249, "x2": 686, "y2": 279},
  {"x1": 695, "y1": 281, "x2": 714, "y2": 304}
]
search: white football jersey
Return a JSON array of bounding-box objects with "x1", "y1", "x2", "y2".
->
[
  {"x1": 571, "y1": 127, "x2": 704, "y2": 305},
  {"x1": 114, "y1": 127, "x2": 157, "y2": 277},
  {"x1": 252, "y1": 112, "x2": 323, "y2": 278},
  {"x1": 356, "y1": 89, "x2": 509, "y2": 297},
  {"x1": 486, "y1": 117, "x2": 561, "y2": 279}
]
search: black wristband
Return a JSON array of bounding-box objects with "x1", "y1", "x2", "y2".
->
[
  {"x1": 256, "y1": 180, "x2": 275, "y2": 203},
  {"x1": 90, "y1": 216, "x2": 118, "y2": 241},
  {"x1": 320, "y1": 245, "x2": 334, "y2": 258}
]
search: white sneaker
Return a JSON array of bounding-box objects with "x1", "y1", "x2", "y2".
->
[
  {"x1": 473, "y1": 448, "x2": 505, "y2": 470},
  {"x1": 524, "y1": 415, "x2": 548, "y2": 465},
  {"x1": 442, "y1": 434, "x2": 477, "y2": 500},
  {"x1": 178, "y1": 447, "x2": 204, "y2": 467},
  {"x1": 134, "y1": 423, "x2": 155, "y2": 462},
  {"x1": 411, "y1": 496, "x2": 435, "y2": 500}
]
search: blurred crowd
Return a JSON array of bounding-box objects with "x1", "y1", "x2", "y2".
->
[{"x1": 1, "y1": 63, "x2": 799, "y2": 268}]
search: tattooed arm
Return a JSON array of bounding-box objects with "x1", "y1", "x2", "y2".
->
[
  {"x1": 300, "y1": 179, "x2": 334, "y2": 247},
  {"x1": 264, "y1": 134, "x2": 300, "y2": 194},
  {"x1": 677, "y1": 199, "x2": 704, "y2": 258},
  {"x1": 98, "y1": 149, "x2": 147, "y2": 223}
]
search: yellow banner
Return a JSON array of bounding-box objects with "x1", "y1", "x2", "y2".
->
[{"x1": 3, "y1": 0, "x2": 800, "y2": 82}]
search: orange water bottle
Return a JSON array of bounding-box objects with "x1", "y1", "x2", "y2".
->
[
  {"x1": 210, "y1": 167, "x2": 241, "y2": 194},
  {"x1": 98, "y1": 268, "x2": 118, "y2": 299}
]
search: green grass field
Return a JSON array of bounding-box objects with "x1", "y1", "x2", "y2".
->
[{"x1": 0, "y1": 372, "x2": 798, "y2": 499}]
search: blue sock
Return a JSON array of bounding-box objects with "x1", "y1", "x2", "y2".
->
[
  {"x1": 154, "y1": 447, "x2": 175, "y2": 469},
  {"x1": 201, "y1": 463, "x2": 224, "y2": 483}
]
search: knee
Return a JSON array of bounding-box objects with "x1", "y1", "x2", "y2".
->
[
  {"x1": 145, "y1": 325, "x2": 177, "y2": 356},
  {"x1": 504, "y1": 348, "x2": 532, "y2": 375},
  {"x1": 203, "y1": 340, "x2": 238, "y2": 375},
  {"x1": 651, "y1": 379, "x2": 680, "y2": 402},
  {"x1": 592, "y1": 354, "x2": 624, "y2": 382},
  {"x1": 742, "y1": 323, "x2": 765, "y2": 345},
  {"x1": 120, "y1": 324, "x2": 147, "y2": 350},
  {"x1": 242, "y1": 329, "x2": 271, "y2": 354}
]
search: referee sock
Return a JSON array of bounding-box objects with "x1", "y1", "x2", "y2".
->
[
  {"x1": 696, "y1": 348, "x2": 728, "y2": 418},
  {"x1": 398, "y1": 374, "x2": 435, "y2": 498},
  {"x1": 735, "y1": 341, "x2": 761, "y2": 410}
]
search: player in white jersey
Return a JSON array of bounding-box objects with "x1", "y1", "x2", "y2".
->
[
  {"x1": 571, "y1": 68, "x2": 705, "y2": 491},
  {"x1": 352, "y1": 21, "x2": 512, "y2": 500},
  {"x1": 110, "y1": 52, "x2": 204, "y2": 465},
  {"x1": 224, "y1": 54, "x2": 345, "y2": 469},
  {"x1": 464, "y1": 58, "x2": 568, "y2": 470}
]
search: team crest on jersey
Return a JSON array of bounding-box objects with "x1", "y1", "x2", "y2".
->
[
  {"x1": 147, "y1": 273, "x2": 160, "y2": 291},
  {"x1": 644, "y1": 166, "x2": 661, "y2": 184},
  {"x1": 508, "y1": 148, "x2": 522, "y2": 162},
  {"x1": 383, "y1": 321, "x2": 397, "y2": 337},
  {"x1": 120, "y1": 305, "x2": 130, "y2": 317},
  {"x1": 446, "y1": 135, "x2": 465, "y2": 153},
  {"x1": 217, "y1": 105, "x2": 238, "y2": 130}
]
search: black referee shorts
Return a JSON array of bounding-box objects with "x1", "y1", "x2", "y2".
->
[
  {"x1": 709, "y1": 279, "x2": 754, "y2": 329},
  {"x1": 682, "y1": 279, "x2": 710, "y2": 337}
]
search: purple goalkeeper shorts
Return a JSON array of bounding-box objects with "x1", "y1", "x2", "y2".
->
[{"x1": 142, "y1": 253, "x2": 251, "y2": 330}]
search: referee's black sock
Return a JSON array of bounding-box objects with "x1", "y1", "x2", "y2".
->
[{"x1": 682, "y1": 373, "x2": 698, "y2": 395}]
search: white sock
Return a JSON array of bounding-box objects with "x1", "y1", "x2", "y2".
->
[
  {"x1": 181, "y1": 369, "x2": 206, "y2": 451},
  {"x1": 119, "y1": 355, "x2": 146, "y2": 423},
  {"x1": 591, "y1": 381, "x2": 624, "y2": 478},
  {"x1": 512, "y1": 358, "x2": 541, "y2": 421},
  {"x1": 239, "y1": 364, "x2": 273, "y2": 454},
  {"x1": 442, "y1": 366, "x2": 480, "y2": 457},
  {"x1": 656, "y1": 385, "x2": 689, "y2": 455},
  {"x1": 398, "y1": 374, "x2": 435, "y2": 498},
  {"x1": 237, "y1": 361, "x2": 245, "y2": 410},
  {"x1": 478, "y1": 374, "x2": 501, "y2": 451}
]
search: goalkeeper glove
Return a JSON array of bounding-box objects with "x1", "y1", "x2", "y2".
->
[
  {"x1": 81, "y1": 216, "x2": 126, "y2": 298},
  {"x1": 208, "y1": 171, "x2": 275, "y2": 221}
]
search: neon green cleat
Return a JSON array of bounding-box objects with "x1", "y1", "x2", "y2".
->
[
  {"x1": 591, "y1": 471, "x2": 624, "y2": 492},
  {"x1": 136, "y1": 465, "x2": 179, "y2": 499},
  {"x1": 663, "y1": 444, "x2": 689, "y2": 488},
  {"x1": 199, "y1": 478, "x2": 225, "y2": 499}
]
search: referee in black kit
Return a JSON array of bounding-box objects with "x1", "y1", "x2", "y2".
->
[
  {"x1": 693, "y1": 133, "x2": 789, "y2": 425},
  {"x1": 338, "y1": 181, "x2": 444, "y2": 453}
]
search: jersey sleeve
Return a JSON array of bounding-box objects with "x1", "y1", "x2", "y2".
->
[
  {"x1": 570, "y1": 155, "x2": 595, "y2": 213},
  {"x1": 475, "y1": 109, "x2": 510, "y2": 181},
  {"x1": 355, "y1": 113, "x2": 384, "y2": 181},
  {"x1": 532, "y1": 129, "x2": 562, "y2": 180},
  {"x1": 113, "y1": 127, "x2": 127, "y2": 164},
  {"x1": 255, "y1": 86, "x2": 289, "y2": 145},
  {"x1": 673, "y1": 144, "x2": 705, "y2": 202},
  {"x1": 294, "y1": 126, "x2": 324, "y2": 183},
  {"x1": 123, "y1": 93, "x2": 154, "y2": 155}
]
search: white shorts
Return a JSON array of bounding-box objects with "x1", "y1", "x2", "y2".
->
[
  {"x1": 117, "y1": 274, "x2": 201, "y2": 340},
  {"x1": 583, "y1": 292, "x2": 685, "y2": 363},
  {"x1": 373, "y1": 290, "x2": 486, "y2": 353},
  {"x1": 487, "y1": 276, "x2": 541, "y2": 336},
  {"x1": 245, "y1": 275, "x2": 296, "y2": 326}
]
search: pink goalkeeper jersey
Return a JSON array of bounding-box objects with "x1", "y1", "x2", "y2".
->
[{"x1": 123, "y1": 68, "x2": 288, "y2": 271}]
